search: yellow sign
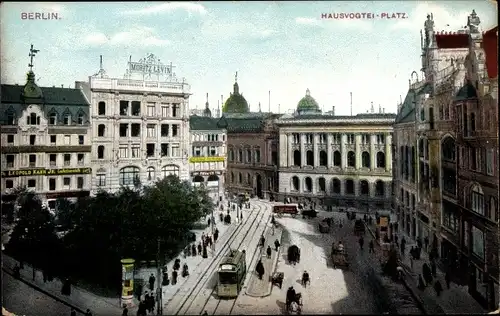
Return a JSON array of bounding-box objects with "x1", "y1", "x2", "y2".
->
[
  {"x1": 121, "y1": 259, "x2": 135, "y2": 300},
  {"x1": 189, "y1": 156, "x2": 225, "y2": 163},
  {"x1": 1, "y1": 168, "x2": 92, "y2": 178}
]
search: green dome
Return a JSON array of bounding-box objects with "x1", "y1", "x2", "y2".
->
[
  {"x1": 222, "y1": 82, "x2": 249, "y2": 113},
  {"x1": 297, "y1": 89, "x2": 319, "y2": 113}
]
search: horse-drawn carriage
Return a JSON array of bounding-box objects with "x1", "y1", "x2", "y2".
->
[
  {"x1": 271, "y1": 271, "x2": 284, "y2": 289},
  {"x1": 287, "y1": 245, "x2": 301, "y2": 265},
  {"x1": 354, "y1": 219, "x2": 365, "y2": 236},
  {"x1": 286, "y1": 292, "x2": 303, "y2": 314},
  {"x1": 318, "y1": 221, "x2": 330, "y2": 233},
  {"x1": 331, "y1": 243, "x2": 349, "y2": 269},
  {"x1": 274, "y1": 205, "x2": 299, "y2": 218}
]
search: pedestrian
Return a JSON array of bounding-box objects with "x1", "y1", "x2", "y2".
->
[
  {"x1": 445, "y1": 270, "x2": 451, "y2": 289},
  {"x1": 148, "y1": 293, "x2": 155, "y2": 314},
  {"x1": 122, "y1": 305, "x2": 128, "y2": 316},
  {"x1": 240, "y1": 212, "x2": 243, "y2": 221},
  {"x1": 417, "y1": 274, "x2": 426, "y2": 290},
  {"x1": 137, "y1": 300, "x2": 147, "y2": 316},
  {"x1": 431, "y1": 260, "x2": 437, "y2": 277},
  {"x1": 214, "y1": 228, "x2": 219, "y2": 243},
  {"x1": 61, "y1": 278, "x2": 71, "y2": 296},
  {"x1": 434, "y1": 280, "x2": 443, "y2": 296},
  {"x1": 266, "y1": 245, "x2": 272, "y2": 259},
  {"x1": 208, "y1": 217, "x2": 211, "y2": 227},
  {"x1": 192, "y1": 244, "x2": 197, "y2": 256},
  {"x1": 70, "y1": 308, "x2": 76, "y2": 316},
  {"x1": 149, "y1": 273, "x2": 155, "y2": 292},
  {"x1": 369, "y1": 240, "x2": 374, "y2": 253},
  {"x1": 208, "y1": 236, "x2": 213, "y2": 247},
  {"x1": 85, "y1": 309, "x2": 92, "y2": 316},
  {"x1": 144, "y1": 292, "x2": 150, "y2": 309},
  {"x1": 182, "y1": 263, "x2": 189, "y2": 277},
  {"x1": 410, "y1": 253, "x2": 414, "y2": 269},
  {"x1": 359, "y1": 236, "x2": 364, "y2": 250},
  {"x1": 198, "y1": 242, "x2": 202, "y2": 255},
  {"x1": 172, "y1": 270, "x2": 178, "y2": 285},
  {"x1": 424, "y1": 236, "x2": 429, "y2": 252},
  {"x1": 274, "y1": 239, "x2": 280, "y2": 251},
  {"x1": 256, "y1": 259, "x2": 265, "y2": 280},
  {"x1": 394, "y1": 234, "x2": 399, "y2": 244},
  {"x1": 416, "y1": 237, "x2": 422, "y2": 249}
]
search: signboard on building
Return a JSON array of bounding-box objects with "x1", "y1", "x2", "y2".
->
[
  {"x1": 191, "y1": 171, "x2": 222, "y2": 176},
  {"x1": 189, "y1": 157, "x2": 225, "y2": 163},
  {"x1": 1, "y1": 168, "x2": 92, "y2": 178},
  {"x1": 126, "y1": 54, "x2": 175, "y2": 80}
]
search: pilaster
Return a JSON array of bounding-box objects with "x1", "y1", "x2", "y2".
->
[
  {"x1": 385, "y1": 133, "x2": 392, "y2": 171},
  {"x1": 313, "y1": 133, "x2": 319, "y2": 168},
  {"x1": 355, "y1": 134, "x2": 361, "y2": 169},
  {"x1": 287, "y1": 134, "x2": 293, "y2": 167},
  {"x1": 370, "y1": 134, "x2": 376, "y2": 170},
  {"x1": 341, "y1": 134, "x2": 347, "y2": 169},
  {"x1": 327, "y1": 134, "x2": 333, "y2": 168},
  {"x1": 300, "y1": 134, "x2": 306, "y2": 167}
]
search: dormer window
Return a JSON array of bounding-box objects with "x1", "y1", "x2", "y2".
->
[
  {"x1": 49, "y1": 113, "x2": 57, "y2": 125},
  {"x1": 6, "y1": 113, "x2": 15, "y2": 125},
  {"x1": 27, "y1": 112, "x2": 40, "y2": 125},
  {"x1": 77, "y1": 113, "x2": 84, "y2": 125},
  {"x1": 63, "y1": 114, "x2": 71, "y2": 125}
]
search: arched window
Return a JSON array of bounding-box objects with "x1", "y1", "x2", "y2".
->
[
  {"x1": 306, "y1": 150, "x2": 314, "y2": 166},
  {"x1": 319, "y1": 151, "x2": 327, "y2": 166},
  {"x1": 293, "y1": 150, "x2": 301, "y2": 166},
  {"x1": 441, "y1": 136, "x2": 455, "y2": 161},
  {"x1": 98, "y1": 101, "x2": 106, "y2": 115},
  {"x1": 332, "y1": 178, "x2": 341, "y2": 194},
  {"x1": 77, "y1": 113, "x2": 85, "y2": 125},
  {"x1": 98, "y1": 124, "x2": 106, "y2": 137},
  {"x1": 161, "y1": 165, "x2": 179, "y2": 178},
  {"x1": 238, "y1": 149, "x2": 243, "y2": 162},
  {"x1": 292, "y1": 176, "x2": 299, "y2": 191},
  {"x1": 193, "y1": 175, "x2": 204, "y2": 183},
  {"x1": 238, "y1": 173, "x2": 242, "y2": 183},
  {"x1": 246, "y1": 148, "x2": 252, "y2": 163},
  {"x1": 147, "y1": 167, "x2": 155, "y2": 181},
  {"x1": 375, "y1": 180, "x2": 385, "y2": 196},
  {"x1": 347, "y1": 151, "x2": 356, "y2": 167},
  {"x1": 304, "y1": 177, "x2": 312, "y2": 192},
  {"x1": 345, "y1": 179, "x2": 354, "y2": 194},
  {"x1": 360, "y1": 180, "x2": 369, "y2": 195},
  {"x1": 318, "y1": 177, "x2": 326, "y2": 192},
  {"x1": 229, "y1": 148, "x2": 234, "y2": 162},
  {"x1": 119, "y1": 166, "x2": 140, "y2": 186},
  {"x1": 254, "y1": 147, "x2": 261, "y2": 163},
  {"x1": 362, "y1": 152, "x2": 370, "y2": 168},
  {"x1": 376, "y1": 152, "x2": 386, "y2": 168},
  {"x1": 97, "y1": 145, "x2": 105, "y2": 159},
  {"x1": 48, "y1": 112, "x2": 57, "y2": 125},
  {"x1": 27, "y1": 112, "x2": 38, "y2": 125},
  {"x1": 333, "y1": 151, "x2": 341, "y2": 166},
  {"x1": 471, "y1": 184, "x2": 484, "y2": 216}
]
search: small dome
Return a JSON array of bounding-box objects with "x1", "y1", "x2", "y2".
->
[
  {"x1": 223, "y1": 92, "x2": 249, "y2": 113},
  {"x1": 23, "y1": 71, "x2": 43, "y2": 99},
  {"x1": 297, "y1": 89, "x2": 320, "y2": 113}
]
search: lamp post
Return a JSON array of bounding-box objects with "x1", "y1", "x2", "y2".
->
[{"x1": 156, "y1": 237, "x2": 163, "y2": 316}]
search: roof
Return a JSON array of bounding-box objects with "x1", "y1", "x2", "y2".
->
[
  {"x1": 395, "y1": 82, "x2": 432, "y2": 124},
  {"x1": 189, "y1": 115, "x2": 224, "y2": 131},
  {"x1": 221, "y1": 249, "x2": 245, "y2": 266},
  {"x1": 1, "y1": 84, "x2": 89, "y2": 106},
  {"x1": 455, "y1": 81, "x2": 478, "y2": 101},
  {"x1": 297, "y1": 89, "x2": 320, "y2": 113},
  {"x1": 483, "y1": 26, "x2": 498, "y2": 79},
  {"x1": 223, "y1": 82, "x2": 249, "y2": 114},
  {"x1": 287, "y1": 113, "x2": 396, "y2": 120},
  {"x1": 435, "y1": 32, "x2": 469, "y2": 49}
]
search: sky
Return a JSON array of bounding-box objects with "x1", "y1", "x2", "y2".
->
[{"x1": 1, "y1": 1, "x2": 498, "y2": 116}]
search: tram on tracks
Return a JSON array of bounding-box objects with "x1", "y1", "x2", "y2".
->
[{"x1": 217, "y1": 249, "x2": 247, "y2": 298}]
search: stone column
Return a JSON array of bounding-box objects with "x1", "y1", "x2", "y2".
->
[
  {"x1": 313, "y1": 133, "x2": 319, "y2": 167},
  {"x1": 300, "y1": 134, "x2": 306, "y2": 167},
  {"x1": 355, "y1": 134, "x2": 361, "y2": 169},
  {"x1": 327, "y1": 133, "x2": 333, "y2": 168},
  {"x1": 370, "y1": 134, "x2": 376, "y2": 170},
  {"x1": 341, "y1": 134, "x2": 347, "y2": 169},
  {"x1": 385, "y1": 133, "x2": 392, "y2": 172}
]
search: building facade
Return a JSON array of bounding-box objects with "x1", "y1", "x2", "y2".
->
[
  {"x1": 76, "y1": 54, "x2": 191, "y2": 193},
  {"x1": 1, "y1": 58, "x2": 92, "y2": 210},
  {"x1": 189, "y1": 95, "x2": 227, "y2": 200},
  {"x1": 277, "y1": 90, "x2": 395, "y2": 209}
]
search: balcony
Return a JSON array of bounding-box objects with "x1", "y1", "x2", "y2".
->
[{"x1": 90, "y1": 78, "x2": 191, "y2": 95}]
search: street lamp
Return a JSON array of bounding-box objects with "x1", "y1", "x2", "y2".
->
[{"x1": 156, "y1": 237, "x2": 163, "y2": 316}]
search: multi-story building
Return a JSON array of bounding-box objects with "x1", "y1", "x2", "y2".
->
[
  {"x1": 76, "y1": 54, "x2": 191, "y2": 193},
  {"x1": 276, "y1": 89, "x2": 395, "y2": 210},
  {"x1": 189, "y1": 94, "x2": 227, "y2": 200},
  {"x1": 221, "y1": 74, "x2": 279, "y2": 199},
  {"x1": 1, "y1": 49, "x2": 92, "y2": 210},
  {"x1": 394, "y1": 10, "x2": 499, "y2": 310}
]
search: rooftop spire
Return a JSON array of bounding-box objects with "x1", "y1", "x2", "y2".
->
[
  {"x1": 370, "y1": 102, "x2": 374, "y2": 113},
  {"x1": 306, "y1": 88, "x2": 311, "y2": 96},
  {"x1": 235, "y1": 71, "x2": 238, "y2": 83},
  {"x1": 205, "y1": 93, "x2": 209, "y2": 107},
  {"x1": 28, "y1": 44, "x2": 40, "y2": 72}
]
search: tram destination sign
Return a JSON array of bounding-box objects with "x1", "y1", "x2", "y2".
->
[{"x1": 2, "y1": 168, "x2": 92, "y2": 178}]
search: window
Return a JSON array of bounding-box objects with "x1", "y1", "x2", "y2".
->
[
  {"x1": 49, "y1": 113, "x2": 57, "y2": 125},
  {"x1": 78, "y1": 135, "x2": 84, "y2": 145},
  {"x1": 98, "y1": 101, "x2": 106, "y2": 115},
  {"x1": 293, "y1": 133, "x2": 300, "y2": 144},
  {"x1": 490, "y1": 197, "x2": 499, "y2": 222},
  {"x1": 332, "y1": 134, "x2": 341, "y2": 144},
  {"x1": 346, "y1": 134, "x2": 355, "y2": 144},
  {"x1": 29, "y1": 154, "x2": 36, "y2": 167},
  {"x1": 319, "y1": 134, "x2": 327, "y2": 144},
  {"x1": 50, "y1": 135, "x2": 56, "y2": 144},
  {"x1": 64, "y1": 135, "x2": 71, "y2": 145},
  {"x1": 77, "y1": 113, "x2": 84, "y2": 125},
  {"x1": 161, "y1": 144, "x2": 169, "y2": 157},
  {"x1": 49, "y1": 178, "x2": 56, "y2": 191},
  {"x1": 6, "y1": 155, "x2": 14, "y2": 168},
  {"x1": 472, "y1": 225, "x2": 485, "y2": 259},
  {"x1": 5, "y1": 180, "x2": 14, "y2": 189},
  {"x1": 63, "y1": 177, "x2": 71, "y2": 189},
  {"x1": 246, "y1": 149, "x2": 252, "y2": 163},
  {"x1": 471, "y1": 148, "x2": 477, "y2": 170},
  {"x1": 171, "y1": 145, "x2": 179, "y2": 157},
  {"x1": 77, "y1": 154, "x2": 84, "y2": 165},
  {"x1": 29, "y1": 135, "x2": 36, "y2": 145},
  {"x1": 443, "y1": 201, "x2": 458, "y2": 233},
  {"x1": 161, "y1": 104, "x2": 169, "y2": 117},
  {"x1": 361, "y1": 134, "x2": 369, "y2": 144},
  {"x1": 470, "y1": 113, "x2": 476, "y2": 131},
  {"x1": 193, "y1": 146, "x2": 201, "y2": 157},
  {"x1": 120, "y1": 124, "x2": 128, "y2": 137},
  {"x1": 49, "y1": 154, "x2": 56, "y2": 167},
  {"x1": 161, "y1": 165, "x2": 179, "y2": 178},
  {"x1": 486, "y1": 148, "x2": 494, "y2": 175},
  {"x1": 131, "y1": 124, "x2": 141, "y2": 137},
  {"x1": 131, "y1": 101, "x2": 141, "y2": 116},
  {"x1": 172, "y1": 125, "x2": 179, "y2": 137},
  {"x1": 147, "y1": 167, "x2": 155, "y2": 181},
  {"x1": 63, "y1": 114, "x2": 71, "y2": 125},
  {"x1": 420, "y1": 109, "x2": 425, "y2": 121},
  {"x1": 147, "y1": 103, "x2": 155, "y2": 116},
  {"x1": 27, "y1": 179, "x2": 36, "y2": 188},
  {"x1": 347, "y1": 151, "x2": 356, "y2": 167},
  {"x1": 64, "y1": 154, "x2": 71, "y2": 166},
  {"x1": 471, "y1": 185, "x2": 485, "y2": 216},
  {"x1": 376, "y1": 134, "x2": 385, "y2": 144},
  {"x1": 97, "y1": 146, "x2": 105, "y2": 159},
  {"x1": 333, "y1": 151, "x2": 341, "y2": 166},
  {"x1": 7, "y1": 135, "x2": 14, "y2": 143},
  {"x1": 172, "y1": 103, "x2": 179, "y2": 117},
  {"x1": 161, "y1": 124, "x2": 169, "y2": 137},
  {"x1": 77, "y1": 177, "x2": 84, "y2": 189},
  {"x1": 131, "y1": 146, "x2": 140, "y2": 158},
  {"x1": 120, "y1": 146, "x2": 128, "y2": 158},
  {"x1": 238, "y1": 149, "x2": 243, "y2": 162},
  {"x1": 27, "y1": 112, "x2": 39, "y2": 125},
  {"x1": 361, "y1": 152, "x2": 370, "y2": 168},
  {"x1": 97, "y1": 174, "x2": 106, "y2": 187},
  {"x1": 119, "y1": 166, "x2": 140, "y2": 185},
  {"x1": 147, "y1": 124, "x2": 156, "y2": 138},
  {"x1": 120, "y1": 101, "x2": 129, "y2": 116},
  {"x1": 146, "y1": 144, "x2": 155, "y2": 157},
  {"x1": 7, "y1": 113, "x2": 15, "y2": 125},
  {"x1": 98, "y1": 124, "x2": 106, "y2": 137},
  {"x1": 254, "y1": 149, "x2": 261, "y2": 163}
]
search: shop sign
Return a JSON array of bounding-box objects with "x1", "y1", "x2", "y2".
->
[
  {"x1": 189, "y1": 157, "x2": 225, "y2": 163},
  {"x1": 1, "y1": 168, "x2": 92, "y2": 178}
]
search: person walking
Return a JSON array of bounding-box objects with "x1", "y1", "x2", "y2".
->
[
  {"x1": 70, "y1": 308, "x2": 76, "y2": 316},
  {"x1": 369, "y1": 240, "x2": 374, "y2": 253},
  {"x1": 122, "y1": 305, "x2": 128, "y2": 316},
  {"x1": 148, "y1": 273, "x2": 155, "y2": 292},
  {"x1": 445, "y1": 270, "x2": 451, "y2": 289},
  {"x1": 274, "y1": 239, "x2": 280, "y2": 252},
  {"x1": 266, "y1": 245, "x2": 272, "y2": 259},
  {"x1": 256, "y1": 259, "x2": 265, "y2": 280}
]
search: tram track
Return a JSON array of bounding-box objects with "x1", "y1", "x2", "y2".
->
[{"x1": 168, "y1": 201, "x2": 270, "y2": 315}]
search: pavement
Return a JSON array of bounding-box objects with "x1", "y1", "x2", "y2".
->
[
  {"x1": 364, "y1": 219, "x2": 486, "y2": 315},
  {"x1": 245, "y1": 225, "x2": 283, "y2": 297}
]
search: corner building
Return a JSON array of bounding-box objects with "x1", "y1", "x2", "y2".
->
[
  {"x1": 1, "y1": 70, "x2": 92, "y2": 210},
  {"x1": 76, "y1": 54, "x2": 191, "y2": 193},
  {"x1": 277, "y1": 89, "x2": 395, "y2": 210}
]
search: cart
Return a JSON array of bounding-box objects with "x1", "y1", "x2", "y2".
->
[
  {"x1": 271, "y1": 272, "x2": 284, "y2": 289},
  {"x1": 331, "y1": 248, "x2": 349, "y2": 269},
  {"x1": 273, "y1": 205, "x2": 299, "y2": 218},
  {"x1": 319, "y1": 221, "x2": 330, "y2": 233}
]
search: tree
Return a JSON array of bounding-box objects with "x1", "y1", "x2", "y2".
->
[{"x1": 54, "y1": 198, "x2": 76, "y2": 230}]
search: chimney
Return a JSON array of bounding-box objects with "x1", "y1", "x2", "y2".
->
[
  {"x1": 61, "y1": 84, "x2": 64, "y2": 88},
  {"x1": 379, "y1": 105, "x2": 382, "y2": 113},
  {"x1": 332, "y1": 106, "x2": 335, "y2": 116}
]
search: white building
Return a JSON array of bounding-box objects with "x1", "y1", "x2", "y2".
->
[
  {"x1": 276, "y1": 89, "x2": 396, "y2": 211},
  {"x1": 189, "y1": 94, "x2": 227, "y2": 200},
  {"x1": 76, "y1": 54, "x2": 191, "y2": 193},
  {"x1": 1, "y1": 54, "x2": 92, "y2": 210}
]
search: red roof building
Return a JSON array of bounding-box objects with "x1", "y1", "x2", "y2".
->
[{"x1": 482, "y1": 26, "x2": 498, "y2": 79}]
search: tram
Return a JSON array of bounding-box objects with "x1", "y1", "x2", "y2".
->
[{"x1": 217, "y1": 249, "x2": 247, "y2": 298}]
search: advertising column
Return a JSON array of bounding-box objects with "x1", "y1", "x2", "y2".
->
[{"x1": 121, "y1": 258, "x2": 135, "y2": 307}]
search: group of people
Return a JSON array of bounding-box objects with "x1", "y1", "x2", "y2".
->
[{"x1": 136, "y1": 291, "x2": 156, "y2": 316}]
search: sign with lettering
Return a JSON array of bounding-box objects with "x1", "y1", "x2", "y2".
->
[
  {"x1": 191, "y1": 171, "x2": 222, "y2": 177},
  {"x1": 1, "y1": 168, "x2": 91, "y2": 178},
  {"x1": 127, "y1": 54, "x2": 175, "y2": 79},
  {"x1": 189, "y1": 157, "x2": 225, "y2": 163}
]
